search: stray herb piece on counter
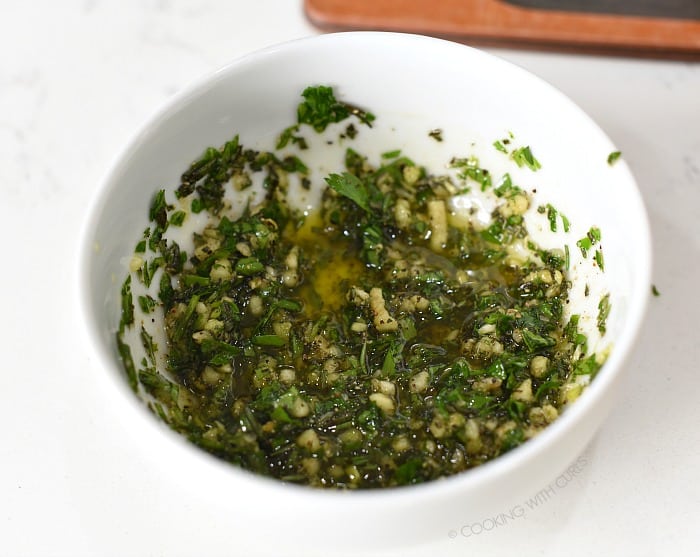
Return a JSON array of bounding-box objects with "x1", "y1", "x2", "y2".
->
[
  {"x1": 428, "y1": 129, "x2": 443, "y2": 142},
  {"x1": 116, "y1": 86, "x2": 608, "y2": 489},
  {"x1": 652, "y1": 284, "x2": 661, "y2": 297},
  {"x1": 607, "y1": 151, "x2": 622, "y2": 165}
]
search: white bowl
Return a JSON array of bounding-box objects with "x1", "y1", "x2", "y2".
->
[{"x1": 79, "y1": 32, "x2": 651, "y2": 553}]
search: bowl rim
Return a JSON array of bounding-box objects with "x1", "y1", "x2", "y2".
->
[{"x1": 77, "y1": 30, "x2": 652, "y2": 504}]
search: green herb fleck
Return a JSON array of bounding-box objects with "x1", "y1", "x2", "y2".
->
[
  {"x1": 297, "y1": 85, "x2": 374, "y2": 132},
  {"x1": 560, "y1": 212, "x2": 571, "y2": 233},
  {"x1": 546, "y1": 204, "x2": 558, "y2": 232},
  {"x1": 236, "y1": 257, "x2": 265, "y2": 276},
  {"x1": 573, "y1": 354, "x2": 602, "y2": 377},
  {"x1": 116, "y1": 333, "x2": 137, "y2": 391},
  {"x1": 177, "y1": 136, "x2": 242, "y2": 214},
  {"x1": 595, "y1": 249, "x2": 605, "y2": 271},
  {"x1": 493, "y1": 173, "x2": 521, "y2": 197},
  {"x1": 138, "y1": 295, "x2": 157, "y2": 314},
  {"x1": 607, "y1": 151, "x2": 622, "y2": 165},
  {"x1": 493, "y1": 139, "x2": 508, "y2": 153},
  {"x1": 576, "y1": 236, "x2": 592, "y2": 258},
  {"x1": 252, "y1": 335, "x2": 287, "y2": 347},
  {"x1": 450, "y1": 156, "x2": 492, "y2": 190},
  {"x1": 428, "y1": 129, "x2": 443, "y2": 142},
  {"x1": 277, "y1": 124, "x2": 308, "y2": 150},
  {"x1": 381, "y1": 149, "x2": 402, "y2": 159},
  {"x1": 395, "y1": 458, "x2": 423, "y2": 485},
  {"x1": 140, "y1": 326, "x2": 158, "y2": 365},
  {"x1": 120, "y1": 276, "x2": 134, "y2": 331},
  {"x1": 169, "y1": 210, "x2": 186, "y2": 227},
  {"x1": 511, "y1": 146, "x2": 541, "y2": 171},
  {"x1": 149, "y1": 190, "x2": 169, "y2": 229},
  {"x1": 326, "y1": 172, "x2": 371, "y2": 213},
  {"x1": 577, "y1": 226, "x2": 601, "y2": 258},
  {"x1": 597, "y1": 293, "x2": 611, "y2": 334}
]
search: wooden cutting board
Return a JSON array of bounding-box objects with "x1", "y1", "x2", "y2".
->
[{"x1": 304, "y1": 0, "x2": 700, "y2": 59}]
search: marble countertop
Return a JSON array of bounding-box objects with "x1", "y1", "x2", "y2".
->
[{"x1": 1, "y1": 1, "x2": 698, "y2": 555}]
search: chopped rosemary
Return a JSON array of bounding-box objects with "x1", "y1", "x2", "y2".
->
[
  {"x1": 297, "y1": 85, "x2": 375, "y2": 132},
  {"x1": 595, "y1": 249, "x2": 605, "y2": 271},
  {"x1": 493, "y1": 139, "x2": 508, "y2": 153},
  {"x1": 450, "y1": 156, "x2": 492, "y2": 191},
  {"x1": 511, "y1": 146, "x2": 541, "y2": 171},
  {"x1": 597, "y1": 293, "x2": 611, "y2": 334}
]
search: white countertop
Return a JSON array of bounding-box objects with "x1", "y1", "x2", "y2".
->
[{"x1": 2, "y1": 1, "x2": 699, "y2": 555}]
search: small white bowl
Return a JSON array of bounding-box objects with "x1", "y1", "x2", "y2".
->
[{"x1": 79, "y1": 32, "x2": 650, "y2": 552}]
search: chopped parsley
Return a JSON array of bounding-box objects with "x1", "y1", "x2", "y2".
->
[
  {"x1": 325, "y1": 172, "x2": 373, "y2": 213},
  {"x1": 277, "y1": 85, "x2": 374, "y2": 149},
  {"x1": 297, "y1": 85, "x2": 375, "y2": 132}
]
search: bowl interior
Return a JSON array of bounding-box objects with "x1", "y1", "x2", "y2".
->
[{"x1": 80, "y1": 31, "x2": 650, "y2": 549}]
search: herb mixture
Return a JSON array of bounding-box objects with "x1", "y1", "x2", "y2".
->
[{"x1": 118, "y1": 86, "x2": 607, "y2": 488}]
